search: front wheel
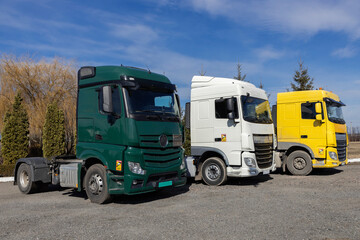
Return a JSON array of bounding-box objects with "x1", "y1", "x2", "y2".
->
[
  {"x1": 84, "y1": 164, "x2": 112, "y2": 204},
  {"x1": 201, "y1": 157, "x2": 227, "y2": 186},
  {"x1": 286, "y1": 150, "x2": 313, "y2": 176},
  {"x1": 17, "y1": 163, "x2": 38, "y2": 194}
]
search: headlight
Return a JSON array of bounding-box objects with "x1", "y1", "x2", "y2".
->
[
  {"x1": 329, "y1": 151, "x2": 337, "y2": 160},
  {"x1": 180, "y1": 158, "x2": 186, "y2": 170},
  {"x1": 244, "y1": 157, "x2": 256, "y2": 167},
  {"x1": 128, "y1": 161, "x2": 146, "y2": 175}
]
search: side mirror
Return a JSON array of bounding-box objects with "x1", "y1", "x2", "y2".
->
[
  {"x1": 102, "y1": 86, "x2": 113, "y2": 113},
  {"x1": 175, "y1": 94, "x2": 181, "y2": 113},
  {"x1": 315, "y1": 102, "x2": 322, "y2": 114},
  {"x1": 316, "y1": 114, "x2": 322, "y2": 121},
  {"x1": 226, "y1": 98, "x2": 234, "y2": 112},
  {"x1": 228, "y1": 112, "x2": 235, "y2": 120}
]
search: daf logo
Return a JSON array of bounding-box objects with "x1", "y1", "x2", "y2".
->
[{"x1": 159, "y1": 134, "x2": 168, "y2": 148}]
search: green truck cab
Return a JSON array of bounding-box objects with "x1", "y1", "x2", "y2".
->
[{"x1": 14, "y1": 66, "x2": 187, "y2": 203}]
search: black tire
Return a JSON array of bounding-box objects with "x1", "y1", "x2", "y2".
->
[
  {"x1": 286, "y1": 150, "x2": 313, "y2": 176},
  {"x1": 84, "y1": 164, "x2": 112, "y2": 204},
  {"x1": 17, "y1": 163, "x2": 38, "y2": 194},
  {"x1": 201, "y1": 157, "x2": 227, "y2": 186}
]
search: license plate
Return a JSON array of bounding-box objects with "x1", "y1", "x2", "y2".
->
[
  {"x1": 263, "y1": 170, "x2": 270, "y2": 175},
  {"x1": 158, "y1": 181, "x2": 172, "y2": 188}
]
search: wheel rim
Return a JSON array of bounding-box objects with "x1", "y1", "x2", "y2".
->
[
  {"x1": 293, "y1": 157, "x2": 307, "y2": 170},
  {"x1": 205, "y1": 164, "x2": 221, "y2": 181},
  {"x1": 19, "y1": 170, "x2": 29, "y2": 188},
  {"x1": 88, "y1": 174, "x2": 103, "y2": 195}
]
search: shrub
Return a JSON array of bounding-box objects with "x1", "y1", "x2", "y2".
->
[
  {"x1": 0, "y1": 164, "x2": 16, "y2": 177},
  {"x1": 42, "y1": 102, "x2": 66, "y2": 158},
  {"x1": 1, "y1": 93, "x2": 29, "y2": 164}
]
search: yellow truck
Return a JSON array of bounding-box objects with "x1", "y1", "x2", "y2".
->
[{"x1": 273, "y1": 90, "x2": 348, "y2": 175}]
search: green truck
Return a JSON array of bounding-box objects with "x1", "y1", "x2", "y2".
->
[{"x1": 14, "y1": 66, "x2": 187, "y2": 203}]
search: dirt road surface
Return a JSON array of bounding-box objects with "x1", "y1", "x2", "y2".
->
[{"x1": 0, "y1": 164, "x2": 359, "y2": 240}]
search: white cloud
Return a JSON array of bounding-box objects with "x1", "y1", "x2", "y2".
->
[
  {"x1": 109, "y1": 23, "x2": 159, "y2": 45},
  {"x1": 253, "y1": 46, "x2": 286, "y2": 62},
  {"x1": 332, "y1": 46, "x2": 357, "y2": 58},
  {"x1": 186, "y1": 0, "x2": 360, "y2": 39}
]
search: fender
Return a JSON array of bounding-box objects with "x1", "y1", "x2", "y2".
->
[
  {"x1": 277, "y1": 142, "x2": 315, "y2": 159},
  {"x1": 14, "y1": 157, "x2": 51, "y2": 185},
  {"x1": 77, "y1": 149, "x2": 107, "y2": 166},
  {"x1": 191, "y1": 146, "x2": 229, "y2": 165}
]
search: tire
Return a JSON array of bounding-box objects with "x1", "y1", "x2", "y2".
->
[
  {"x1": 201, "y1": 157, "x2": 227, "y2": 186},
  {"x1": 17, "y1": 163, "x2": 38, "y2": 194},
  {"x1": 286, "y1": 150, "x2": 313, "y2": 176},
  {"x1": 84, "y1": 164, "x2": 112, "y2": 204}
]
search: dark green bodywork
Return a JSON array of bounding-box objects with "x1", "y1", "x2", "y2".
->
[{"x1": 76, "y1": 66, "x2": 186, "y2": 195}]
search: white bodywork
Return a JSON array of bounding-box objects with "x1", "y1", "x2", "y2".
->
[{"x1": 189, "y1": 76, "x2": 276, "y2": 177}]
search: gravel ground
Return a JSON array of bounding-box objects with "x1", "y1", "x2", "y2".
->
[{"x1": 0, "y1": 164, "x2": 359, "y2": 240}]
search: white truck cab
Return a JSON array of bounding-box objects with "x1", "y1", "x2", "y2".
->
[{"x1": 185, "y1": 76, "x2": 276, "y2": 185}]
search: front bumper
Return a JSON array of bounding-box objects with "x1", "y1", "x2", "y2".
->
[
  {"x1": 227, "y1": 152, "x2": 275, "y2": 177},
  {"x1": 312, "y1": 147, "x2": 348, "y2": 168}
]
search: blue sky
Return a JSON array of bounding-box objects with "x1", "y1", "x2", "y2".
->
[{"x1": 1, "y1": 0, "x2": 360, "y2": 126}]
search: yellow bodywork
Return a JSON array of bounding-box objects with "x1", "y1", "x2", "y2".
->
[{"x1": 277, "y1": 90, "x2": 348, "y2": 168}]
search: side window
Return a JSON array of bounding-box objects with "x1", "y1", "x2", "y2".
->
[
  {"x1": 112, "y1": 87, "x2": 121, "y2": 115},
  {"x1": 215, "y1": 97, "x2": 239, "y2": 119},
  {"x1": 301, "y1": 102, "x2": 316, "y2": 119},
  {"x1": 98, "y1": 85, "x2": 121, "y2": 115}
]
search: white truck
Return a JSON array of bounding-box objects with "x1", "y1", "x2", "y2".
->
[{"x1": 185, "y1": 76, "x2": 276, "y2": 185}]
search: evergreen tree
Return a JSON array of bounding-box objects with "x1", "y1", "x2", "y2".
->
[
  {"x1": 259, "y1": 81, "x2": 271, "y2": 99},
  {"x1": 42, "y1": 102, "x2": 65, "y2": 158},
  {"x1": 199, "y1": 64, "x2": 206, "y2": 76},
  {"x1": 181, "y1": 117, "x2": 191, "y2": 156},
  {"x1": 1, "y1": 93, "x2": 29, "y2": 164},
  {"x1": 234, "y1": 62, "x2": 247, "y2": 81},
  {"x1": 291, "y1": 60, "x2": 314, "y2": 91}
]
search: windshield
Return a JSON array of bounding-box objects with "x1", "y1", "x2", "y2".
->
[
  {"x1": 125, "y1": 88, "x2": 180, "y2": 118},
  {"x1": 326, "y1": 102, "x2": 345, "y2": 124},
  {"x1": 241, "y1": 96, "x2": 272, "y2": 124}
]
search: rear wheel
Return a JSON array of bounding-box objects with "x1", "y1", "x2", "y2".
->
[
  {"x1": 286, "y1": 150, "x2": 313, "y2": 176},
  {"x1": 17, "y1": 163, "x2": 38, "y2": 194},
  {"x1": 84, "y1": 164, "x2": 112, "y2": 204},
  {"x1": 201, "y1": 157, "x2": 227, "y2": 186}
]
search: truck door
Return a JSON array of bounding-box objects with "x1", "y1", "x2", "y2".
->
[
  {"x1": 299, "y1": 102, "x2": 327, "y2": 159},
  {"x1": 213, "y1": 97, "x2": 242, "y2": 166},
  {"x1": 95, "y1": 85, "x2": 123, "y2": 145}
]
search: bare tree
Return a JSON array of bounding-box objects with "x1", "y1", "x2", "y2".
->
[{"x1": 0, "y1": 54, "x2": 77, "y2": 154}]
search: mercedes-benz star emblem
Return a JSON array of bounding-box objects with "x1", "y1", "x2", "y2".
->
[{"x1": 159, "y1": 134, "x2": 168, "y2": 148}]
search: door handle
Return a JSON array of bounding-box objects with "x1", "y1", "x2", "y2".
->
[
  {"x1": 95, "y1": 134, "x2": 103, "y2": 140},
  {"x1": 215, "y1": 138, "x2": 221, "y2": 142},
  {"x1": 301, "y1": 135, "x2": 308, "y2": 138}
]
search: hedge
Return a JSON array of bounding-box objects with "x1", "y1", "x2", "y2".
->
[{"x1": 0, "y1": 164, "x2": 16, "y2": 177}]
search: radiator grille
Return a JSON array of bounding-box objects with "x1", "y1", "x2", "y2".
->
[
  {"x1": 142, "y1": 147, "x2": 181, "y2": 168},
  {"x1": 253, "y1": 134, "x2": 273, "y2": 169},
  {"x1": 335, "y1": 133, "x2": 347, "y2": 162}
]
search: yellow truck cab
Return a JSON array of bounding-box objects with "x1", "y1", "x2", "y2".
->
[{"x1": 272, "y1": 90, "x2": 348, "y2": 175}]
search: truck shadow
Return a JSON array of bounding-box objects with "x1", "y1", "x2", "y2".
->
[
  {"x1": 112, "y1": 185, "x2": 190, "y2": 204},
  {"x1": 225, "y1": 174, "x2": 273, "y2": 187},
  {"x1": 310, "y1": 168, "x2": 343, "y2": 176},
  {"x1": 270, "y1": 168, "x2": 343, "y2": 176},
  {"x1": 60, "y1": 184, "x2": 191, "y2": 204}
]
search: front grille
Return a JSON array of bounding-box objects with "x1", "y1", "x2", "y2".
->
[
  {"x1": 253, "y1": 134, "x2": 273, "y2": 169},
  {"x1": 336, "y1": 133, "x2": 347, "y2": 161},
  {"x1": 142, "y1": 148, "x2": 181, "y2": 168},
  {"x1": 139, "y1": 135, "x2": 172, "y2": 148}
]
